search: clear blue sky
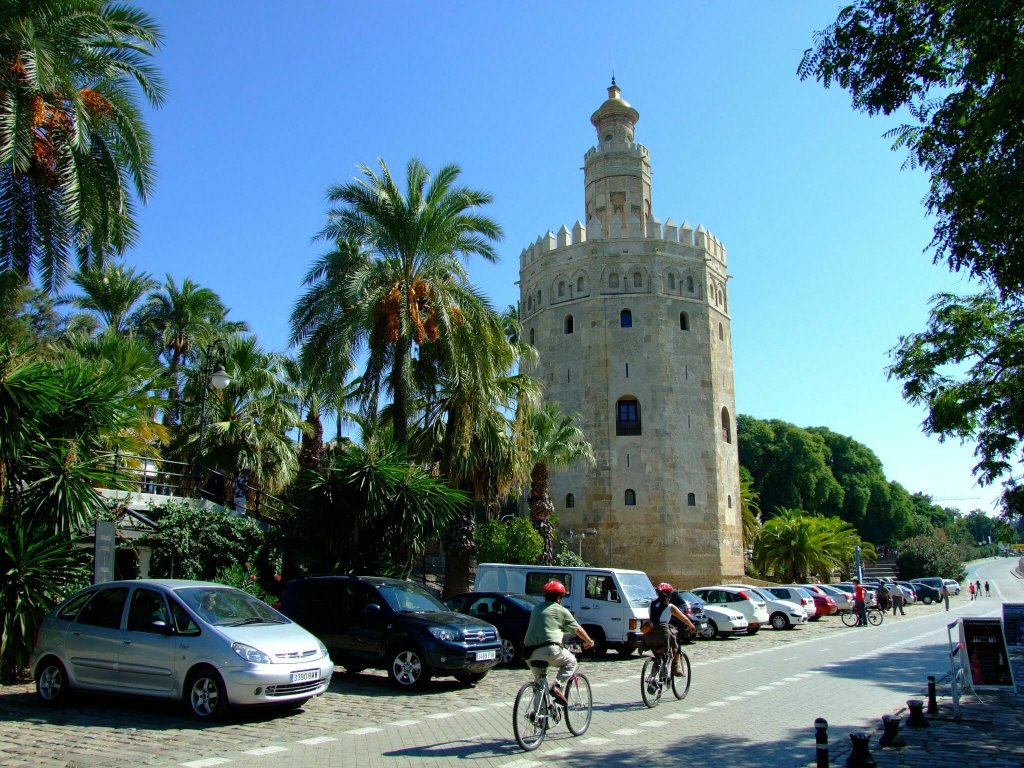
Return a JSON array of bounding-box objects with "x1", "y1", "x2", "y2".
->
[{"x1": 129, "y1": 1, "x2": 999, "y2": 515}]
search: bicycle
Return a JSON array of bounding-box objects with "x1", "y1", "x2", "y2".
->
[
  {"x1": 840, "y1": 606, "x2": 884, "y2": 627},
  {"x1": 641, "y1": 643, "x2": 690, "y2": 708},
  {"x1": 512, "y1": 643, "x2": 593, "y2": 751}
]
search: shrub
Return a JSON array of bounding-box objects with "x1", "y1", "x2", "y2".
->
[
  {"x1": 896, "y1": 529, "x2": 967, "y2": 581},
  {"x1": 476, "y1": 517, "x2": 543, "y2": 564}
]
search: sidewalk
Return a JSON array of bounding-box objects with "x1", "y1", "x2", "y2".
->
[{"x1": 810, "y1": 649, "x2": 1024, "y2": 767}]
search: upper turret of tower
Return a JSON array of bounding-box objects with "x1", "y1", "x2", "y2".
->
[{"x1": 590, "y1": 77, "x2": 640, "y2": 144}]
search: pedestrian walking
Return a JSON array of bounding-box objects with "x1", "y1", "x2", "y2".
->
[
  {"x1": 969, "y1": 582, "x2": 976, "y2": 600},
  {"x1": 941, "y1": 584, "x2": 950, "y2": 611},
  {"x1": 889, "y1": 583, "x2": 906, "y2": 616},
  {"x1": 976, "y1": 579, "x2": 982, "y2": 597},
  {"x1": 984, "y1": 580, "x2": 990, "y2": 597}
]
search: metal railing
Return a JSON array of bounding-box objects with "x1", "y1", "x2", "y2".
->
[{"x1": 98, "y1": 451, "x2": 295, "y2": 525}]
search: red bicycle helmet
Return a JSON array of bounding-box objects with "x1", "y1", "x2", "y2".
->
[
  {"x1": 656, "y1": 582, "x2": 674, "y2": 594},
  {"x1": 543, "y1": 580, "x2": 567, "y2": 595}
]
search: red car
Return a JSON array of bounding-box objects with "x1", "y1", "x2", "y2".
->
[{"x1": 801, "y1": 584, "x2": 839, "y2": 617}]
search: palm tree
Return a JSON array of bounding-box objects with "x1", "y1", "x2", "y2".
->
[
  {"x1": 307, "y1": 158, "x2": 503, "y2": 446},
  {"x1": 739, "y1": 467, "x2": 762, "y2": 553},
  {"x1": 66, "y1": 261, "x2": 156, "y2": 333},
  {"x1": 753, "y1": 508, "x2": 873, "y2": 582},
  {"x1": 0, "y1": 0, "x2": 165, "y2": 292},
  {"x1": 135, "y1": 275, "x2": 241, "y2": 426},
  {"x1": 528, "y1": 401, "x2": 595, "y2": 564}
]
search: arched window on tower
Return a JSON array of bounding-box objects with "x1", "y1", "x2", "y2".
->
[
  {"x1": 668, "y1": 273, "x2": 676, "y2": 291},
  {"x1": 687, "y1": 275, "x2": 694, "y2": 293},
  {"x1": 577, "y1": 276, "x2": 585, "y2": 293},
  {"x1": 633, "y1": 272, "x2": 642, "y2": 288},
  {"x1": 680, "y1": 312, "x2": 689, "y2": 331},
  {"x1": 624, "y1": 489, "x2": 636, "y2": 506},
  {"x1": 558, "y1": 281, "x2": 565, "y2": 297},
  {"x1": 721, "y1": 407, "x2": 732, "y2": 443},
  {"x1": 616, "y1": 397, "x2": 641, "y2": 436},
  {"x1": 610, "y1": 273, "x2": 619, "y2": 289},
  {"x1": 564, "y1": 315, "x2": 574, "y2": 334},
  {"x1": 529, "y1": 328, "x2": 535, "y2": 345},
  {"x1": 528, "y1": 296, "x2": 533, "y2": 311},
  {"x1": 687, "y1": 492, "x2": 696, "y2": 507},
  {"x1": 719, "y1": 322, "x2": 724, "y2": 340},
  {"x1": 537, "y1": 289, "x2": 542, "y2": 305},
  {"x1": 566, "y1": 493, "x2": 575, "y2": 509},
  {"x1": 620, "y1": 309, "x2": 633, "y2": 328}
]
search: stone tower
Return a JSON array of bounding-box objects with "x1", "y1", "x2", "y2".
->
[{"x1": 518, "y1": 81, "x2": 744, "y2": 587}]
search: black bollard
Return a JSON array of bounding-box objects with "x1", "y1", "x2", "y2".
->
[
  {"x1": 846, "y1": 732, "x2": 877, "y2": 767},
  {"x1": 814, "y1": 717, "x2": 829, "y2": 768},
  {"x1": 878, "y1": 714, "x2": 906, "y2": 748},
  {"x1": 906, "y1": 699, "x2": 929, "y2": 728},
  {"x1": 927, "y1": 675, "x2": 939, "y2": 715}
]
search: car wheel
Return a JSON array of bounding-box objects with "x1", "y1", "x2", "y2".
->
[
  {"x1": 922, "y1": 596, "x2": 933, "y2": 605},
  {"x1": 453, "y1": 670, "x2": 488, "y2": 685},
  {"x1": 808, "y1": 615, "x2": 821, "y2": 621},
  {"x1": 770, "y1": 612, "x2": 790, "y2": 630},
  {"x1": 186, "y1": 667, "x2": 228, "y2": 720},
  {"x1": 35, "y1": 657, "x2": 70, "y2": 705},
  {"x1": 342, "y1": 665, "x2": 365, "y2": 675},
  {"x1": 614, "y1": 644, "x2": 637, "y2": 656},
  {"x1": 388, "y1": 646, "x2": 431, "y2": 690},
  {"x1": 582, "y1": 628, "x2": 607, "y2": 657},
  {"x1": 746, "y1": 625, "x2": 760, "y2": 635},
  {"x1": 699, "y1": 620, "x2": 719, "y2": 640},
  {"x1": 499, "y1": 638, "x2": 518, "y2": 666}
]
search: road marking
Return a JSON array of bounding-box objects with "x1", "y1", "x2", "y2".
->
[
  {"x1": 181, "y1": 760, "x2": 230, "y2": 768},
  {"x1": 781, "y1": 677, "x2": 801, "y2": 682},
  {"x1": 755, "y1": 685, "x2": 774, "y2": 691},
  {"x1": 459, "y1": 706, "x2": 487, "y2": 713},
  {"x1": 390, "y1": 720, "x2": 420, "y2": 727},
  {"x1": 243, "y1": 747, "x2": 288, "y2": 756},
  {"x1": 500, "y1": 760, "x2": 541, "y2": 768},
  {"x1": 544, "y1": 747, "x2": 572, "y2": 756},
  {"x1": 613, "y1": 728, "x2": 642, "y2": 736},
  {"x1": 426, "y1": 712, "x2": 456, "y2": 719},
  {"x1": 490, "y1": 701, "x2": 512, "y2": 707},
  {"x1": 664, "y1": 712, "x2": 691, "y2": 720},
  {"x1": 686, "y1": 707, "x2": 709, "y2": 713},
  {"x1": 707, "y1": 701, "x2": 728, "y2": 707},
  {"x1": 591, "y1": 682, "x2": 612, "y2": 688},
  {"x1": 345, "y1": 727, "x2": 383, "y2": 735},
  {"x1": 783, "y1": 656, "x2": 797, "y2": 660},
  {"x1": 725, "y1": 695, "x2": 745, "y2": 701},
  {"x1": 578, "y1": 737, "x2": 612, "y2": 746},
  {"x1": 737, "y1": 667, "x2": 755, "y2": 673},
  {"x1": 741, "y1": 690, "x2": 760, "y2": 696},
  {"x1": 296, "y1": 737, "x2": 336, "y2": 745},
  {"x1": 607, "y1": 677, "x2": 631, "y2": 684},
  {"x1": 640, "y1": 720, "x2": 668, "y2": 727},
  {"x1": 793, "y1": 672, "x2": 812, "y2": 678}
]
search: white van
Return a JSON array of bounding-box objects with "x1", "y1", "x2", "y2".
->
[{"x1": 474, "y1": 563, "x2": 656, "y2": 655}]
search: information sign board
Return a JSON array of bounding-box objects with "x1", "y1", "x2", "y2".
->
[
  {"x1": 959, "y1": 617, "x2": 1015, "y2": 690},
  {"x1": 1003, "y1": 603, "x2": 1024, "y2": 650}
]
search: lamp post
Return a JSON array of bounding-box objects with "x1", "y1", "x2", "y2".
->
[{"x1": 194, "y1": 341, "x2": 230, "y2": 499}]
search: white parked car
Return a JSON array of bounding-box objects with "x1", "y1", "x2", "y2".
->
[
  {"x1": 688, "y1": 596, "x2": 749, "y2": 639},
  {"x1": 724, "y1": 584, "x2": 807, "y2": 630},
  {"x1": 943, "y1": 579, "x2": 961, "y2": 596},
  {"x1": 690, "y1": 586, "x2": 770, "y2": 634},
  {"x1": 763, "y1": 585, "x2": 818, "y2": 620},
  {"x1": 814, "y1": 583, "x2": 852, "y2": 611}
]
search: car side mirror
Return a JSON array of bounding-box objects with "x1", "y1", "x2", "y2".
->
[
  {"x1": 362, "y1": 603, "x2": 382, "y2": 614},
  {"x1": 151, "y1": 620, "x2": 174, "y2": 635}
]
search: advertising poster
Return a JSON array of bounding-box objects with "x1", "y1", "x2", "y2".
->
[
  {"x1": 960, "y1": 617, "x2": 1015, "y2": 689},
  {"x1": 1003, "y1": 603, "x2": 1024, "y2": 650}
]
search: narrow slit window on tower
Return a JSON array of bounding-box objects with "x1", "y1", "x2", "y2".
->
[
  {"x1": 538, "y1": 289, "x2": 542, "y2": 304},
  {"x1": 624, "y1": 489, "x2": 636, "y2": 506},
  {"x1": 566, "y1": 493, "x2": 575, "y2": 508},
  {"x1": 719, "y1": 322, "x2": 724, "y2": 340},
  {"x1": 721, "y1": 407, "x2": 732, "y2": 443},
  {"x1": 558, "y1": 281, "x2": 565, "y2": 297},
  {"x1": 567, "y1": 369, "x2": 570, "y2": 383},
  {"x1": 616, "y1": 397, "x2": 641, "y2": 436},
  {"x1": 620, "y1": 309, "x2": 632, "y2": 328},
  {"x1": 529, "y1": 328, "x2": 535, "y2": 345},
  {"x1": 633, "y1": 272, "x2": 642, "y2": 288},
  {"x1": 625, "y1": 363, "x2": 629, "y2": 378},
  {"x1": 687, "y1": 275, "x2": 694, "y2": 293},
  {"x1": 565, "y1": 315, "x2": 574, "y2": 334},
  {"x1": 687, "y1": 493, "x2": 696, "y2": 507},
  {"x1": 728, "y1": 495, "x2": 732, "y2": 508},
  {"x1": 668, "y1": 273, "x2": 676, "y2": 290},
  {"x1": 577, "y1": 276, "x2": 585, "y2": 293},
  {"x1": 680, "y1": 312, "x2": 689, "y2": 331}
]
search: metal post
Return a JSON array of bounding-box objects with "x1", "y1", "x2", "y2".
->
[
  {"x1": 814, "y1": 717, "x2": 829, "y2": 768},
  {"x1": 878, "y1": 714, "x2": 905, "y2": 748},
  {"x1": 854, "y1": 545, "x2": 863, "y2": 583},
  {"x1": 927, "y1": 675, "x2": 939, "y2": 715},
  {"x1": 193, "y1": 350, "x2": 211, "y2": 499},
  {"x1": 906, "y1": 699, "x2": 929, "y2": 728}
]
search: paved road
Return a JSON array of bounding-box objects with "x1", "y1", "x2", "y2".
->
[{"x1": 1, "y1": 559, "x2": 1018, "y2": 768}]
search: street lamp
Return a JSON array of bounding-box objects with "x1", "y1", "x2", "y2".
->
[{"x1": 194, "y1": 341, "x2": 230, "y2": 499}]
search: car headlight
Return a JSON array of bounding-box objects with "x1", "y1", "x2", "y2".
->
[
  {"x1": 428, "y1": 626, "x2": 463, "y2": 642},
  {"x1": 318, "y1": 640, "x2": 329, "y2": 659},
  {"x1": 232, "y1": 642, "x2": 271, "y2": 664}
]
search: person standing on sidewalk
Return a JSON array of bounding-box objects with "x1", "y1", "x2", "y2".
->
[
  {"x1": 976, "y1": 579, "x2": 982, "y2": 597},
  {"x1": 889, "y1": 582, "x2": 906, "y2": 615},
  {"x1": 853, "y1": 577, "x2": 868, "y2": 626},
  {"x1": 940, "y1": 584, "x2": 950, "y2": 611},
  {"x1": 984, "y1": 580, "x2": 990, "y2": 597},
  {"x1": 969, "y1": 582, "x2": 976, "y2": 600}
]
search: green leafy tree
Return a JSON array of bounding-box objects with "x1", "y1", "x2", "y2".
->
[
  {"x1": 896, "y1": 528, "x2": 967, "y2": 581},
  {"x1": 528, "y1": 401, "x2": 595, "y2": 564},
  {"x1": 307, "y1": 158, "x2": 503, "y2": 446},
  {"x1": 475, "y1": 517, "x2": 542, "y2": 565},
  {"x1": 0, "y1": 0, "x2": 166, "y2": 291},
  {"x1": 888, "y1": 291, "x2": 1024, "y2": 511},
  {"x1": 739, "y1": 466, "x2": 762, "y2": 552},
  {"x1": 551, "y1": 540, "x2": 588, "y2": 568},
  {"x1": 754, "y1": 508, "x2": 872, "y2": 582},
  {"x1": 799, "y1": 1, "x2": 1024, "y2": 294}
]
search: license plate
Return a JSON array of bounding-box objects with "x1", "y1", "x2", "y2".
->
[
  {"x1": 290, "y1": 669, "x2": 319, "y2": 683},
  {"x1": 475, "y1": 650, "x2": 496, "y2": 661}
]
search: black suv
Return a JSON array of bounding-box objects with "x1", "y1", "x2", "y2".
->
[{"x1": 277, "y1": 575, "x2": 502, "y2": 689}]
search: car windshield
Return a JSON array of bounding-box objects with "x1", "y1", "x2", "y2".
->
[
  {"x1": 178, "y1": 587, "x2": 285, "y2": 626},
  {"x1": 797, "y1": 588, "x2": 815, "y2": 599},
  {"x1": 750, "y1": 588, "x2": 773, "y2": 603},
  {"x1": 617, "y1": 573, "x2": 657, "y2": 606},
  {"x1": 509, "y1": 595, "x2": 542, "y2": 610},
  {"x1": 679, "y1": 591, "x2": 704, "y2": 606},
  {"x1": 378, "y1": 582, "x2": 448, "y2": 613}
]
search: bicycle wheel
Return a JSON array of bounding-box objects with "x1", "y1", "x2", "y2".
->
[
  {"x1": 564, "y1": 673, "x2": 593, "y2": 736},
  {"x1": 513, "y1": 681, "x2": 547, "y2": 751},
  {"x1": 868, "y1": 609, "x2": 883, "y2": 626},
  {"x1": 841, "y1": 610, "x2": 858, "y2": 627},
  {"x1": 641, "y1": 656, "x2": 664, "y2": 708},
  {"x1": 671, "y1": 653, "x2": 691, "y2": 700}
]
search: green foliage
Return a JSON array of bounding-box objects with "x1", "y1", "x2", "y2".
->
[
  {"x1": 754, "y1": 508, "x2": 873, "y2": 582},
  {"x1": 292, "y1": 441, "x2": 468, "y2": 578},
  {"x1": 888, "y1": 291, "x2": 1024, "y2": 511},
  {"x1": 475, "y1": 517, "x2": 543, "y2": 564},
  {"x1": 799, "y1": 1, "x2": 1024, "y2": 295},
  {"x1": 141, "y1": 499, "x2": 271, "y2": 582},
  {"x1": 895, "y1": 529, "x2": 967, "y2": 581},
  {"x1": 0, "y1": 518, "x2": 89, "y2": 682},
  {"x1": 551, "y1": 540, "x2": 588, "y2": 568},
  {"x1": 215, "y1": 562, "x2": 273, "y2": 602}
]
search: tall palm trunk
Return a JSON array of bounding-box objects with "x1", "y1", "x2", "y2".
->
[
  {"x1": 391, "y1": 338, "x2": 409, "y2": 446},
  {"x1": 529, "y1": 462, "x2": 555, "y2": 564},
  {"x1": 299, "y1": 411, "x2": 324, "y2": 470}
]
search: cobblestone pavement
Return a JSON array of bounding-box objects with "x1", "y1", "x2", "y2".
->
[{"x1": 0, "y1": 608, "x2": 909, "y2": 767}]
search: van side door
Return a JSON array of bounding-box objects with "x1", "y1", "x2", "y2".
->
[{"x1": 579, "y1": 573, "x2": 623, "y2": 642}]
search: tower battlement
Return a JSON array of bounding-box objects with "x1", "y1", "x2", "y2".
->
[
  {"x1": 519, "y1": 217, "x2": 726, "y2": 269},
  {"x1": 584, "y1": 141, "x2": 650, "y2": 161}
]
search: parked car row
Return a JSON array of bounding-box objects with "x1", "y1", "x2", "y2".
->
[{"x1": 30, "y1": 567, "x2": 957, "y2": 721}]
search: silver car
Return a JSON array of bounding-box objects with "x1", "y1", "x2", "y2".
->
[{"x1": 30, "y1": 580, "x2": 334, "y2": 719}]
